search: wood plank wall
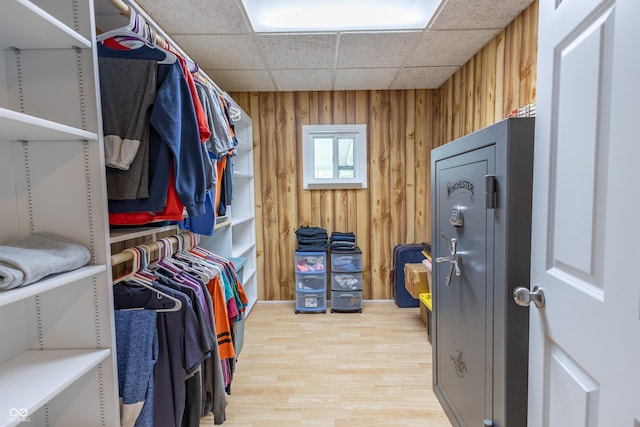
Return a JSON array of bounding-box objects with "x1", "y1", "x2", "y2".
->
[{"x1": 230, "y1": 0, "x2": 538, "y2": 301}]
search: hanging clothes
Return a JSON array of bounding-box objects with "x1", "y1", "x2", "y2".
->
[
  {"x1": 114, "y1": 309, "x2": 158, "y2": 427},
  {"x1": 98, "y1": 43, "x2": 207, "y2": 219},
  {"x1": 111, "y1": 237, "x2": 247, "y2": 425}
]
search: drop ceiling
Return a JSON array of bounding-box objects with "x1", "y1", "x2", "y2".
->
[{"x1": 94, "y1": 0, "x2": 535, "y2": 92}]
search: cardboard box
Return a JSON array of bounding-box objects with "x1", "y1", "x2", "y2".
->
[{"x1": 404, "y1": 262, "x2": 431, "y2": 298}]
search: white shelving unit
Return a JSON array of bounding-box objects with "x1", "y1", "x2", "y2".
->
[
  {"x1": 0, "y1": 1, "x2": 119, "y2": 426},
  {"x1": 229, "y1": 105, "x2": 258, "y2": 315},
  {"x1": 200, "y1": 103, "x2": 258, "y2": 315}
]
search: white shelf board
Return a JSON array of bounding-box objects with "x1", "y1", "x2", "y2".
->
[
  {"x1": 231, "y1": 215, "x2": 254, "y2": 227},
  {"x1": 0, "y1": 265, "x2": 106, "y2": 308},
  {"x1": 232, "y1": 241, "x2": 256, "y2": 258},
  {"x1": 0, "y1": 349, "x2": 111, "y2": 427},
  {"x1": 0, "y1": 0, "x2": 91, "y2": 50},
  {"x1": 109, "y1": 225, "x2": 180, "y2": 243},
  {"x1": 0, "y1": 108, "x2": 97, "y2": 142},
  {"x1": 233, "y1": 172, "x2": 253, "y2": 179}
]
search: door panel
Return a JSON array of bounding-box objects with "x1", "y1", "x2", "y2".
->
[
  {"x1": 547, "y1": 344, "x2": 599, "y2": 427},
  {"x1": 552, "y1": 8, "x2": 613, "y2": 277}
]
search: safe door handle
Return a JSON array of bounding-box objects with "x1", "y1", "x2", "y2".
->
[{"x1": 436, "y1": 234, "x2": 461, "y2": 286}]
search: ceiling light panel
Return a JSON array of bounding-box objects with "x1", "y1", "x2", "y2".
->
[{"x1": 242, "y1": 0, "x2": 442, "y2": 32}]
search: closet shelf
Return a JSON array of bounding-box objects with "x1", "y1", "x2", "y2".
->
[
  {"x1": 0, "y1": 265, "x2": 106, "y2": 308},
  {"x1": 0, "y1": 349, "x2": 111, "y2": 427},
  {"x1": 109, "y1": 225, "x2": 180, "y2": 244},
  {"x1": 231, "y1": 216, "x2": 254, "y2": 227},
  {"x1": 0, "y1": 108, "x2": 98, "y2": 142},
  {"x1": 233, "y1": 171, "x2": 252, "y2": 179},
  {"x1": 232, "y1": 241, "x2": 256, "y2": 258},
  {"x1": 0, "y1": 0, "x2": 91, "y2": 50}
]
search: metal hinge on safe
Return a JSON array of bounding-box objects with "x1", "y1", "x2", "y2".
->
[{"x1": 485, "y1": 175, "x2": 496, "y2": 209}]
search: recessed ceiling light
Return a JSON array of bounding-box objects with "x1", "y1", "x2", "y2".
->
[{"x1": 242, "y1": 0, "x2": 442, "y2": 32}]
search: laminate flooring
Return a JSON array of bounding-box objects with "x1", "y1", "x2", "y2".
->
[{"x1": 200, "y1": 300, "x2": 451, "y2": 426}]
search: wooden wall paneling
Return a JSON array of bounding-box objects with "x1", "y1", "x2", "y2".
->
[
  {"x1": 332, "y1": 91, "x2": 349, "y2": 233},
  {"x1": 369, "y1": 90, "x2": 392, "y2": 299},
  {"x1": 442, "y1": 78, "x2": 453, "y2": 144},
  {"x1": 452, "y1": 71, "x2": 462, "y2": 140},
  {"x1": 481, "y1": 38, "x2": 498, "y2": 128},
  {"x1": 494, "y1": 30, "x2": 506, "y2": 122},
  {"x1": 412, "y1": 89, "x2": 426, "y2": 242},
  {"x1": 258, "y1": 92, "x2": 280, "y2": 299},
  {"x1": 389, "y1": 90, "x2": 407, "y2": 248},
  {"x1": 404, "y1": 90, "x2": 416, "y2": 243},
  {"x1": 276, "y1": 92, "x2": 298, "y2": 300},
  {"x1": 432, "y1": 89, "x2": 443, "y2": 151},
  {"x1": 295, "y1": 92, "x2": 312, "y2": 228},
  {"x1": 247, "y1": 92, "x2": 265, "y2": 300},
  {"x1": 503, "y1": 21, "x2": 521, "y2": 118},
  {"x1": 307, "y1": 92, "x2": 322, "y2": 228},
  {"x1": 464, "y1": 59, "x2": 476, "y2": 135},
  {"x1": 520, "y1": 2, "x2": 538, "y2": 106},
  {"x1": 354, "y1": 91, "x2": 371, "y2": 298},
  {"x1": 345, "y1": 91, "x2": 359, "y2": 235},
  {"x1": 473, "y1": 49, "x2": 484, "y2": 135},
  {"x1": 414, "y1": 89, "x2": 431, "y2": 243}
]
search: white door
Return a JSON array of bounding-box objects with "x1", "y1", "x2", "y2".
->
[{"x1": 528, "y1": 0, "x2": 640, "y2": 425}]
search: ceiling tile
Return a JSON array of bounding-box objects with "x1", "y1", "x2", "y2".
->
[
  {"x1": 429, "y1": 0, "x2": 533, "y2": 30},
  {"x1": 135, "y1": 0, "x2": 251, "y2": 34},
  {"x1": 405, "y1": 29, "x2": 500, "y2": 67},
  {"x1": 256, "y1": 34, "x2": 337, "y2": 69},
  {"x1": 271, "y1": 70, "x2": 334, "y2": 91},
  {"x1": 337, "y1": 31, "x2": 422, "y2": 68},
  {"x1": 391, "y1": 66, "x2": 460, "y2": 89},
  {"x1": 334, "y1": 68, "x2": 398, "y2": 90},
  {"x1": 173, "y1": 35, "x2": 265, "y2": 70},
  {"x1": 206, "y1": 69, "x2": 276, "y2": 92}
]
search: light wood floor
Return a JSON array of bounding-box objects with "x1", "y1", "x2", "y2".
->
[{"x1": 201, "y1": 300, "x2": 451, "y2": 426}]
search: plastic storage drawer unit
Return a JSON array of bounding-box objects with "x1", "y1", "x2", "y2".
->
[
  {"x1": 296, "y1": 291, "x2": 327, "y2": 313},
  {"x1": 331, "y1": 291, "x2": 363, "y2": 313},
  {"x1": 331, "y1": 272, "x2": 363, "y2": 291},
  {"x1": 296, "y1": 252, "x2": 326, "y2": 272},
  {"x1": 331, "y1": 248, "x2": 362, "y2": 272},
  {"x1": 296, "y1": 273, "x2": 326, "y2": 291}
]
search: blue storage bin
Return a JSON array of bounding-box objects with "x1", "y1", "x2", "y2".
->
[{"x1": 230, "y1": 257, "x2": 247, "y2": 283}]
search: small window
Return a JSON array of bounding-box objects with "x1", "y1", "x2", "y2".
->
[{"x1": 302, "y1": 124, "x2": 367, "y2": 189}]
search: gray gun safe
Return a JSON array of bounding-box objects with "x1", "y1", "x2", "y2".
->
[{"x1": 431, "y1": 117, "x2": 535, "y2": 427}]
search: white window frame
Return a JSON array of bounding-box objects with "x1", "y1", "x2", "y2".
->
[{"x1": 302, "y1": 124, "x2": 367, "y2": 189}]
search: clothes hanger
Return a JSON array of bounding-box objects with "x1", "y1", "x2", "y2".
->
[
  {"x1": 165, "y1": 234, "x2": 215, "y2": 282},
  {"x1": 229, "y1": 106, "x2": 242, "y2": 122},
  {"x1": 97, "y1": 8, "x2": 177, "y2": 64},
  {"x1": 113, "y1": 247, "x2": 182, "y2": 312},
  {"x1": 173, "y1": 234, "x2": 217, "y2": 281}
]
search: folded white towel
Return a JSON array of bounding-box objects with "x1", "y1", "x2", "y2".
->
[{"x1": 0, "y1": 233, "x2": 91, "y2": 290}]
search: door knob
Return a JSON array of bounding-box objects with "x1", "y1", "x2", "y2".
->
[{"x1": 513, "y1": 286, "x2": 545, "y2": 309}]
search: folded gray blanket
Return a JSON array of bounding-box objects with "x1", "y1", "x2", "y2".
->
[{"x1": 0, "y1": 233, "x2": 91, "y2": 290}]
